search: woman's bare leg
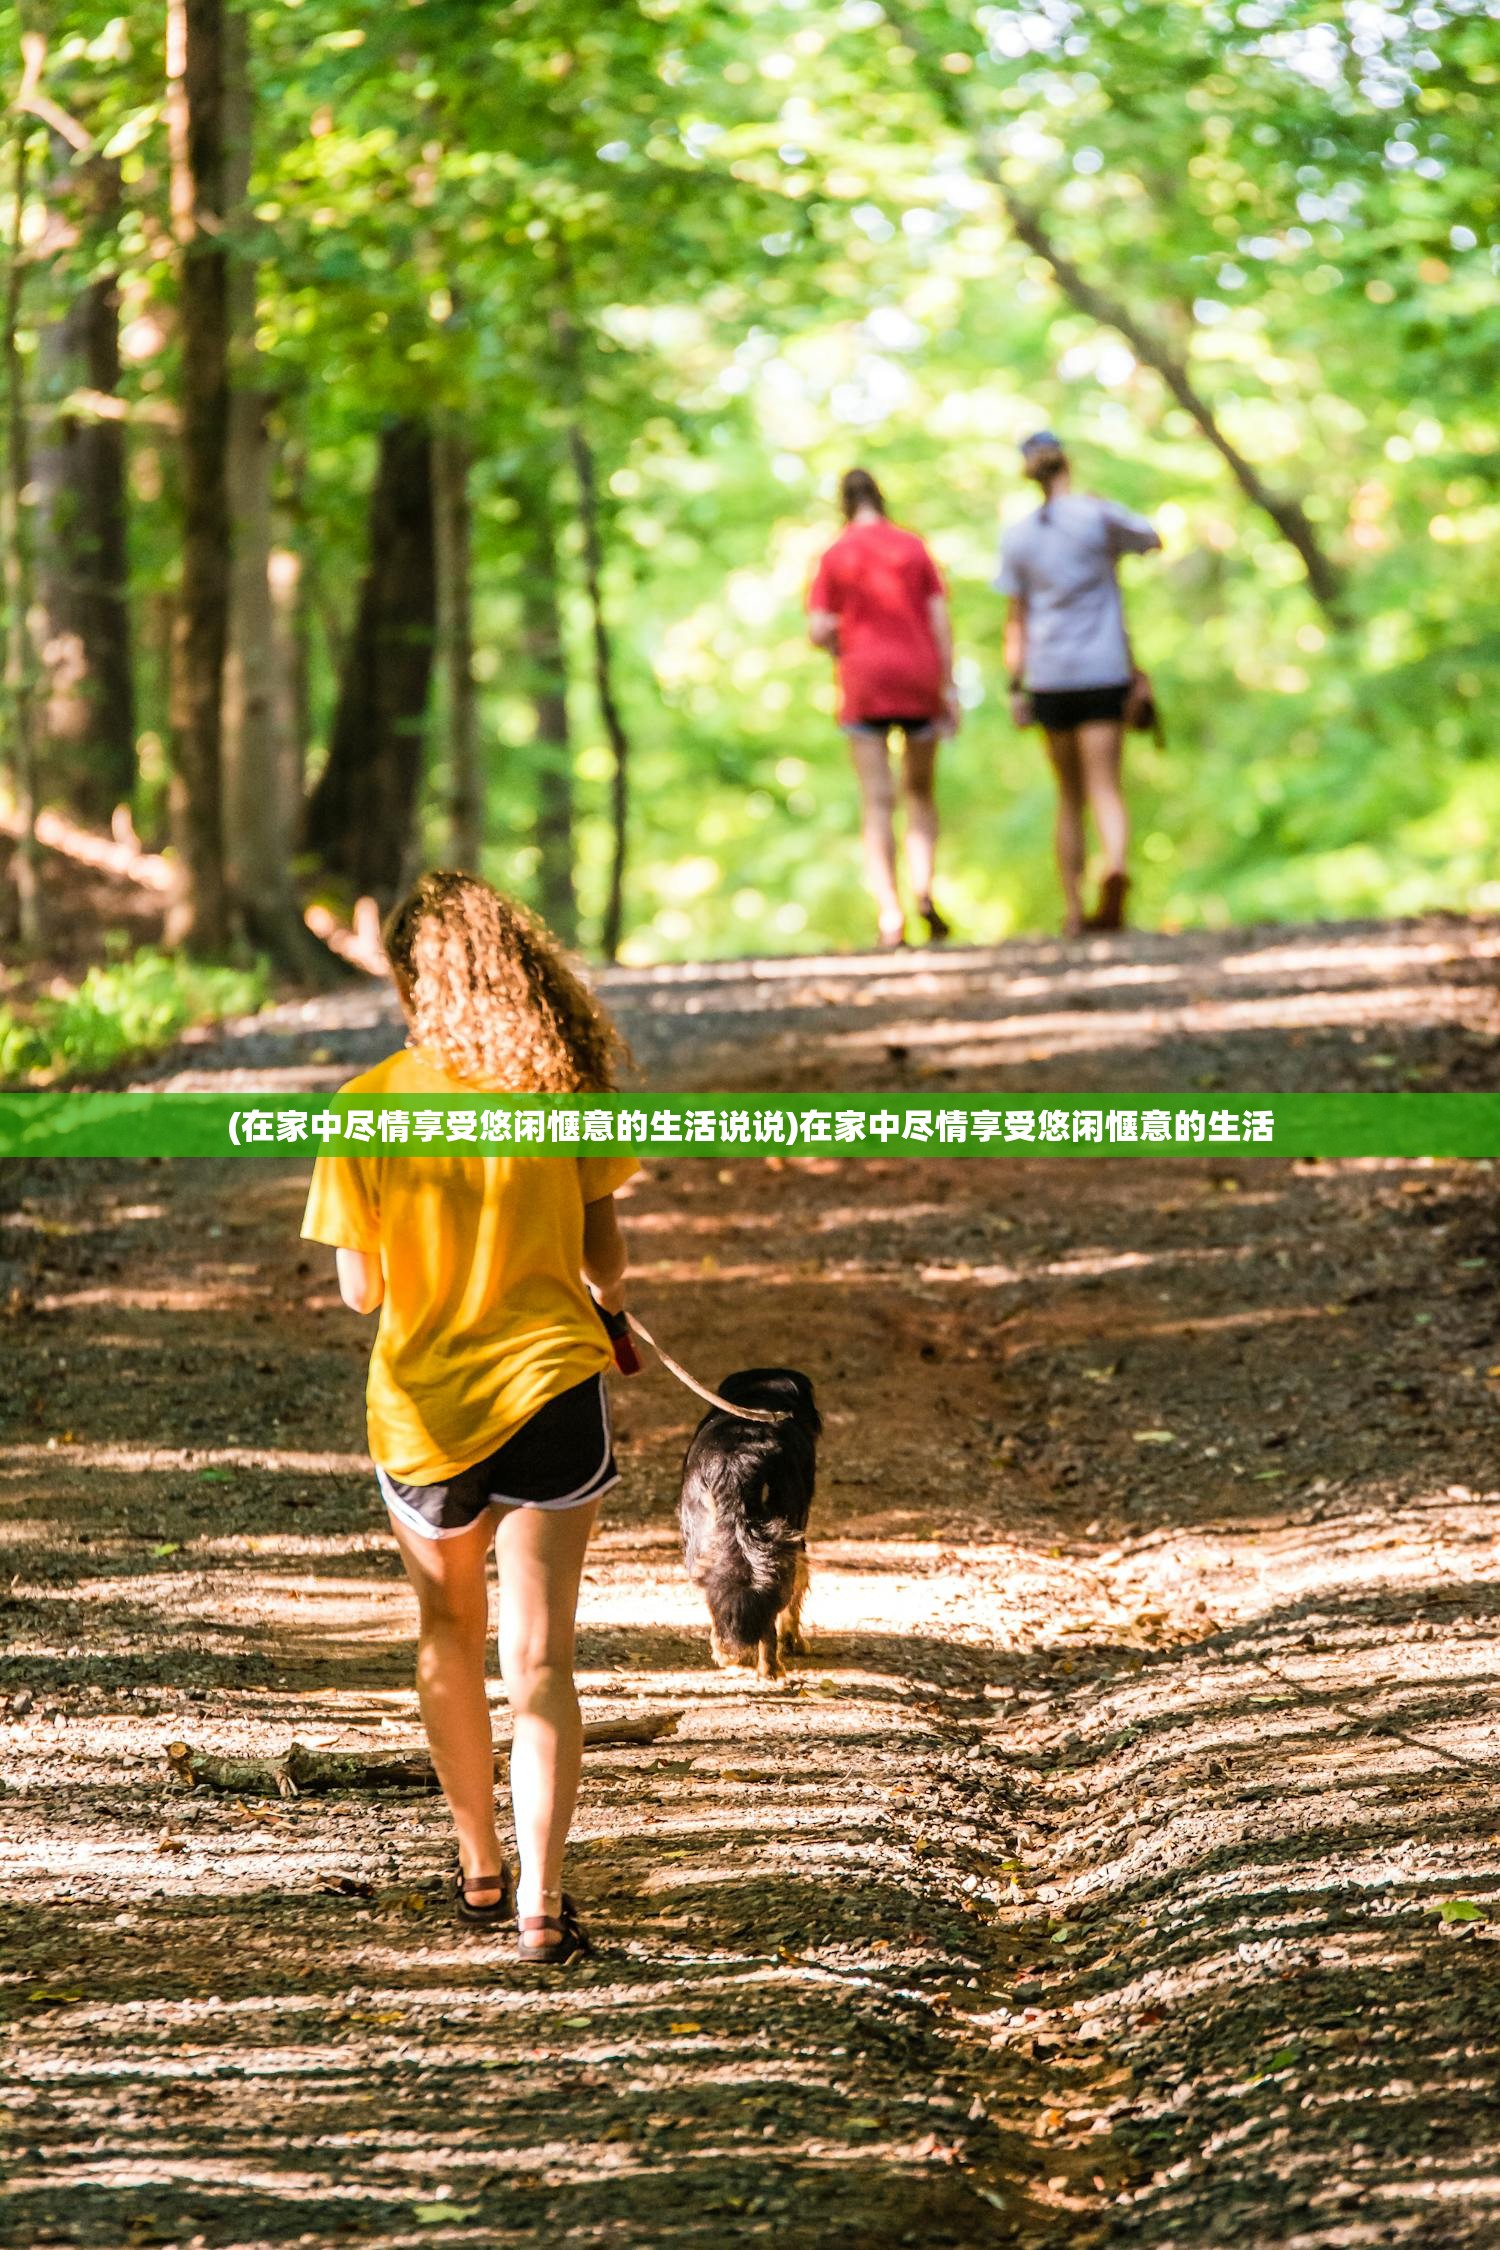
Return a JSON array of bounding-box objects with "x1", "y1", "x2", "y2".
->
[
  {"x1": 1078, "y1": 720, "x2": 1128, "y2": 877},
  {"x1": 845, "y1": 727, "x2": 905, "y2": 944},
  {"x1": 390, "y1": 1510, "x2": 503, "y2": 1890},
  {"x1": 899, "y1": 726, "x2": 940, "y2": 908},
  {"x1": 1044, "y1": 730, "x2": 1086, "y2": 936},
  {"x1": 495, "y1": 1497, "x2": 599, "y2": 1921}
]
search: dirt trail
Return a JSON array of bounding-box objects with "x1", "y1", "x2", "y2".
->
[{"x1": 4, "y1": 916, "x2": 1500, "y2": 2249}]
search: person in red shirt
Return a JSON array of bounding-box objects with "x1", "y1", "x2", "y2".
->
[{"x1": 808, "y1": 469, "x2": 958, "y2": 948}]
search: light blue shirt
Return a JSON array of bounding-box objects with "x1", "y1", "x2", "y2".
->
[{"x1": 994, "y1": 493, "x2": 1161, "y2": 692}]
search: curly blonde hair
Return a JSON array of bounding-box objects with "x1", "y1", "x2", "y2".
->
[{"x1": 382, "y1": 872, "x2": 627, "y2": 1093}]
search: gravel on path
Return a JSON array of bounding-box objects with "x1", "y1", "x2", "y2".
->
[{"x1": 3, "y1": 915, "x2": 1498, "y2": 2249}]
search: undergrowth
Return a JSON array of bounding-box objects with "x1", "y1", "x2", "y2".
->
[{"x1": 0, "y1": 948, "x2": 269, "y2": 1084}]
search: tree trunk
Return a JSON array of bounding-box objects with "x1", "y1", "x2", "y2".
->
[
  {"x1": 268, "y1": 541, "x2": 307, "y2": 825},
  {"x1": 2, "y1": 117, "x2": 40, "y2": 942},
  {"x1": 523, "y1": 507, "x2": 577, "y2": 947},
  {"x1": 302, "y1": 417, "x2": 436, "y2": 906},
  {"x1": 218, "y1": 2, "x2": 326, "y2": 976},
  {"x1": 33, "y1": 154, "x2": 135, "y2": 825},
  {"x1": 567, "y1": 420, "x2": 630, "y2": 961},
  {"x1": 884, "y1": 0, "x2": 1348, "y2": 623},
  {"x1": 434, "y1": 426, "x2": 481, "y2": 873},
  {"x1": 269, "y1": 438, "x2": 312, "y2": 813},
  {"x1": 164, "y1": 0, "x2": 231, "y2": 952},
  {"x1": 222, "y1": 381, "x2": 285, "y2": 897}
]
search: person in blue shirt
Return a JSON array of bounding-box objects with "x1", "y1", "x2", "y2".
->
[{"x1": 996, "y1": 433, "x2": 1161, "y2": 936}]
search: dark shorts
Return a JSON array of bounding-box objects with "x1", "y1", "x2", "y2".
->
[
  {"x1": 1032, "y1": 682, "x2": 1130, "y2": 730},
  {"x1": 845, "y1": 713, "x2": 939, "y2": 740},
  {"x1": 377, "y1": 1374, "x2": 616, "y2": 1541}
]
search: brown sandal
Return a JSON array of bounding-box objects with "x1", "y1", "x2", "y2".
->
[
  {"x1": 1085, "y1": 871, "x2": 1129, "y2": 932},
  {"x1": 454, "y1": 1863, "x2": 515, "y2": 1928},
  {"x1": 517, "y1": 1894, "x2": 592, "y2": 1966},
  {"x1": 916, "y1": 896, "x2": 951, "y2": 944}
]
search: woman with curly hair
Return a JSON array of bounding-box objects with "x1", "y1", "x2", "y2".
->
[{"x1": 302, "y1": 873, "x2": 636, "y2": 1966}]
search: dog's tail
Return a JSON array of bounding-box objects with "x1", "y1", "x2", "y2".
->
[{"x1": 709, "y1": 1508, "x2": 802, "y2": 1646}]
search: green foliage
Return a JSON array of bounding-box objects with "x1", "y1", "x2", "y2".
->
[
  {"x1": 0, "y1": 949, "x2": 268, "y2": 1083},
  {"x1": 7, "y1": 0, "x2": 1500, "y2": 959}
]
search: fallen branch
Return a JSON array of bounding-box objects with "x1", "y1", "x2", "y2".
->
[
  {"x1": 165, "y1": 1710, "x2": 682, "y2": 1799},
  {"x1": 302, "y1": 895, "x2": 389, "y2": 978},
  {"x1": 0, "y1": 802, "x2": 174, "y2": 893},
  {"x1": 16, "y1": 32, "x2": 95, "y2": 156},
  {"x1": 51, "y1": 384, "x2": 180, "y2": 431}
]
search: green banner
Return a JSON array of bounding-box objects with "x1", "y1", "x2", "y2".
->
[{"x1": 0, "y1": 1090, "x2": 1498, "y2": 1159}]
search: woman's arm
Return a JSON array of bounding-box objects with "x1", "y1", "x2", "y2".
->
[
  {"x1": 928, "y1": 593, "x2": 955, "y2": 685},
  {"x1": 583, "y1": 1193, "x2": 628, "y2": 1314},
  {"x1": 1003, "y1": 596, "x2": 1027, "y2": 687},
  {"x1": 1099, "y1": 498, "x2": 1162, "y2": 556},
  {"x1": 1003, "y1": 597, "x2": 1034, "y2": 725},
  {"x1": 808, "y1": 607, "x2": 840, "y2": 653},
  {"x1": 335, "y1": 1247, "x2": 384, "y2": 1315},
  {"x1": 928, "y1": 593, "x2": 959, "y2": 729}
]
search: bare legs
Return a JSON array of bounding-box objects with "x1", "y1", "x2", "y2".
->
[
  {"x1": 846, "y1": 727, "x2": 904, "y2": 944},
  {"x1": 390, "y1": 1497, "x2": 599, "y2": 1920},
  {"x1": 495, "y1": 1499, "x2": 597, "y2": 1921},
  {"x1": 1079, "y1": 720, "x2": 1129, "y2": 885},
  {"x1": 390, "y1": 1510, "x2": 503, "y2": 1888},
  {"x1": 1045, "y1": 732, "x2": 1087, "y2": 938},
  {"x1": 1044, "y1": 720, "x2": 1128, "y2": 935},
  {"x1": 901, "y1": 729, "x2": 939, "y2": 913},
  {"x1": 845, "y1": 724, "x2": 940, "y2": 945}
]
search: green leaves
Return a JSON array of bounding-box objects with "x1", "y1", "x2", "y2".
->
[{"x1": 20, "y1": 0, "x2": 1500, "y2": 956}]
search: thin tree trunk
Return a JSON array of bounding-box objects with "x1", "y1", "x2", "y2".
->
[
  {"x1": 884, "y1": 0, "x2": 1348, "y2": 623},
  {"x1": 220, "y1": 0, "x2": 276, "y2": 898},
  {"x1": 434, "y1": 425, "x2": 481, "y2": 872},
  {"x1": 33, "y1": 153, "x2": 135, "y2": 824},
  {"x1": 2, "y1": 116, "x2": 40, "y2": 941},
  {"x1": 567, "y1": 419, "x2": 630, "y2": 961},
  {"x1": 268, "y1": 540, "x2": 306, "y2": 825},
  {"x1": 302, "y1": 417, "x2": 436, "y2": 905},
  {"x1": 164, "y1": 0, "x2": 231, "y2": 951},
  {"x1": 218, "y1": 2, "x2": 325, "y2": 976},
  {"x1": 222, "y1": 378, "x2": 281, "y2": 892},
  {"x1": 519, "y1": 491, "x2": 577, "y2": 946},
  {"x1": 271, "y1": 436, "x2": 312, "y2": 806}
]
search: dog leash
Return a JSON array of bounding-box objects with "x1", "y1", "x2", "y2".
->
[{"x1": 597, "y1": 1303, "x2": 787, "y2": 1425}]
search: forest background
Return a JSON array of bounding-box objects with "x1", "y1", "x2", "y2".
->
[{"x1": 2, "y1": 0, "x2": 1497, "y2": 982}]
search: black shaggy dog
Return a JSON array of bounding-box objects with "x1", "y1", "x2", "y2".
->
[{"x1": 678, "y1": 1369, "x2": 821, "y2": 1682}]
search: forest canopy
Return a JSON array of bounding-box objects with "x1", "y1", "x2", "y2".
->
[{"x1": 3, "y1": 0, "x2": 1497, "y2": 961}]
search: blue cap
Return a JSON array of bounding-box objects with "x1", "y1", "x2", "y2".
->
[{"x1": 1020, "y1": 429, "x2": 1062, "y2": 459}]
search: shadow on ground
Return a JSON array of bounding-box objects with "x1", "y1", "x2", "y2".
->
[{"x1": 5, "y1": 923, "x2": 1500, "y2": 2246}]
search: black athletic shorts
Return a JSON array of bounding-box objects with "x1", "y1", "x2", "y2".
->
[
  {"x1": 1031, "y1": 682, "x2": 1130, "y2": 730},
  {"x1": 377, "y1": 1373, "x2": 616, "y2": 1541},
  {"x1": 845, "y1": 713, "x2": 939, "y2": 738}
]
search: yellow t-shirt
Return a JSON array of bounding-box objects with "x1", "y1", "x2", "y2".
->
[{"x1": 300, "y1": 1049, "x2": 638, "y2": 1484}]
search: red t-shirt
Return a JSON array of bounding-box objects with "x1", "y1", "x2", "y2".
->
[{"x1": 808, "y1": 519, "x2": 946, "y2": 725}]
